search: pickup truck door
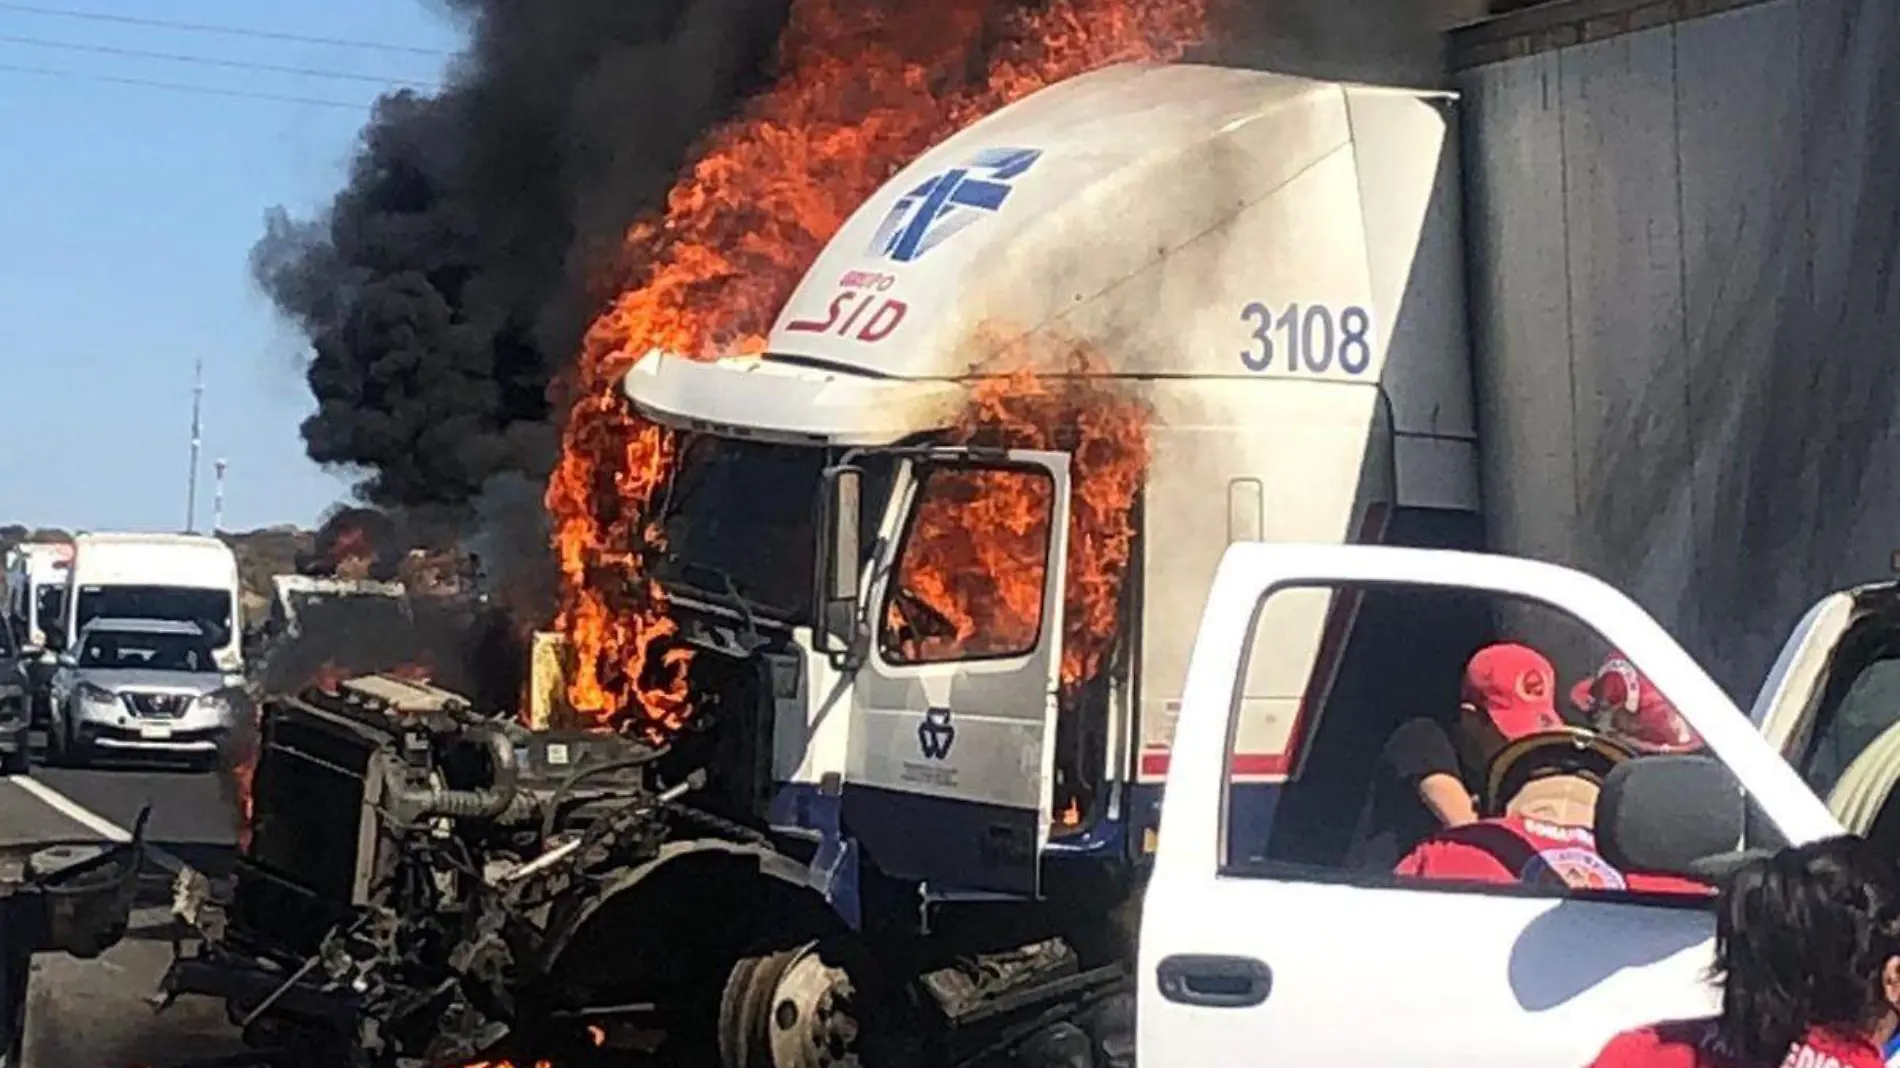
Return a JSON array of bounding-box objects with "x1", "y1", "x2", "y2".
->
[
  {"x1": 1751, "y1": 582, "x2": 1900, "y2": 834},
  {"x1": 1139, "y1": 543, "x2": 1839, "y2": 1068},
  {"x1": 840, "y1": 449, "x2": 1071, "y2": 898}
]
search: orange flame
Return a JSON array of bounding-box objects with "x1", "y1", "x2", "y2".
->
[
  {"x1": 549, "y1": 0, "x2": 1206, "y2": 735},
  {"x1": 885, "y1": 345, "x2": 1150, "y2": 692}
]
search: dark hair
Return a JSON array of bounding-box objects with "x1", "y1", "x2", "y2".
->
[{"x1": 1712, "y1": 835, "x2": 1900, "y2": 1065}]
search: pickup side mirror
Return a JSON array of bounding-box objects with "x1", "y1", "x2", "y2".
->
[
  {"x1": 1596, "y1": 755, "x2": 1748, "y2": 881},
  {"x1": 814, "y1": 464, "x2": 865, "y2": 670}
]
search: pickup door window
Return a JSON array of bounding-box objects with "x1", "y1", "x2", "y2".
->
[{"x1": 1140, "y1": 544, "x2": 1836, "y2": 1068}]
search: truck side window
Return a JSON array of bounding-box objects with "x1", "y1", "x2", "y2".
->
[
  {"x1": 1219, "y1": 580, "x2": 1756, "y2": 903},
  {"x1": 879, "y1": 463, "x2": 1054, "y2": 665}
]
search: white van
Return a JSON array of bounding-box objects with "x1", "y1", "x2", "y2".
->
[
  {"x1": 4, "y1": 542, "x2": 72, "y2": 651},
  {"x1": 53, "y1": 534, "x2": 244, "y2": 673}
]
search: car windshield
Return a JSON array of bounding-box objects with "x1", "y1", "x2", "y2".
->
[
  {"x1": 656, "y1": 438, "x2": 896, "y2": 621},
  {"x1": 78, "y1": 630, "x2": 216, "y2": 672},
  {"x1": 76, "y1": 585, "x2": 233, "y2": 649}
]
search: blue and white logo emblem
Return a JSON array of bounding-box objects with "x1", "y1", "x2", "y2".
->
[
  {"x1": 918, "y1": 706, "x2": 956, "y2": 760},
  {"x1": 867, "y1": 147, "x2": 1043, "y2": 263}
]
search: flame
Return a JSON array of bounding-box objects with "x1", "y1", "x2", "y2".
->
[
  {"x1": 549, "y1": 0, "x2": 1206, "y2": 735},
  {"x1": 310, "y1": 660, "x2": 347, "y2": 692},
  {"x1": 885, "y1": 344, "x2": 1150, "y2": 692},
  {"x1": 231, "y1": 747, "x2": 255, "y2": 852},
  {"x1": 388, "y1": 661, "x2": 432, "y2": 683}
]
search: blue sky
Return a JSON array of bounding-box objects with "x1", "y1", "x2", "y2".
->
[{"x1": 0, "y1": 1, "x2": 466, "y2": 533}]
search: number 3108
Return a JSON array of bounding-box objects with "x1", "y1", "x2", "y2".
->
[{"x1": 1239, "y1": 302, "x2": 1373, "y2": 375}]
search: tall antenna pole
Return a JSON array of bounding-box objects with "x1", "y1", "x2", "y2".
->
[
  {"x1": 213, "y1": 458, "x2": 227, "y2": 533},
  {"x1": 186, "y1": 357, "x2": 204, "y2": 533}
]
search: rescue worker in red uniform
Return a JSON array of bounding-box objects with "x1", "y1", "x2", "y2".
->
[
  {"x1": 1573, "y1": 652, "x2": 1707, "y2": 756},
  {"x1": 1395, "y1": 647, "x2": 1707, "y2": 894},
  {"x1": 1587, "y1": 834, "x2": 1900, "y2": 1068}
]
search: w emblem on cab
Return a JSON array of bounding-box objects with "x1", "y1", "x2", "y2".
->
[
  {"x1": 918, "y1": 706, "x2": 956, "y2": 760},
  {"x1": 867, "y1": 147, "x2": 1043, "y2": 263}
]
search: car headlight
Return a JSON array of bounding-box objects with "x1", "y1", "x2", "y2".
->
[
  {"x1": 193, "y1": 690, "x2": 236, "y2": 717},
  {"x1": 76, "y1": 681, "x2": 119, "y2": 705}
]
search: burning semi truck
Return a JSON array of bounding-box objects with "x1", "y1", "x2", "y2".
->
[{"x1": 161, "y1": 63, "x2": 1474, "y2": 1068}]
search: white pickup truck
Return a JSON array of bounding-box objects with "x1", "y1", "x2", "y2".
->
[{"x1": 1134, "y1": 542, "x2": 1856, "y2": 1068}]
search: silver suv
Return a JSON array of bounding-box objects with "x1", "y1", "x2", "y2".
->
[{"x1": 46, "y1": 618, "x2": 241, "y2": 769}]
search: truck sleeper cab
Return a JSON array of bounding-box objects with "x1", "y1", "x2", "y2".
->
[{"x1": 619, "y1": 61, "x2": 1481, "y2": 907}]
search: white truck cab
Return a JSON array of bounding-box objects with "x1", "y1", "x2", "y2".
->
[
  {"x1": 1137, "y1": 542, "x2": 1841, "y2": 1067},
  {"x1": 619, "y1": 61, "x2": 1478, "y2": 901}
]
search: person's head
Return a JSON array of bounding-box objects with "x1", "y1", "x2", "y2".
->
[
  {"x1": 1714, "y1": 835, "x2": 1900, "y2": 1065},
  {"x1": 1458, "y1": 643, "x2": 1618, "y2": 820},
  {"x1": 1457, "y1": 643, "x2": 1564, "y2": 769},
  {"x1": 1571, "y1": 653, "x2": 1705, "y2": 755}
]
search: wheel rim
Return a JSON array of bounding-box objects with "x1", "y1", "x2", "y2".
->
[
  {"x1": 723, "y1": 941, "x2": 867, "y2": 1068},
  {"x1": 763, "y1": 944, "x2": 861, "y2": 1068}
]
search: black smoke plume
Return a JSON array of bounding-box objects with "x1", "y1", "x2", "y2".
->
[
  {"x1": 256, "y1": 0, "x2": 1473, "y2": 518},
  {"x1": 253, "y1": 0, "x2": 795, "y2": 513}
]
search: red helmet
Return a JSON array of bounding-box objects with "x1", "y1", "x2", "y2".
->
[{"x1": 1570, "y1": 654, "x2": 1705, "y2": 755}]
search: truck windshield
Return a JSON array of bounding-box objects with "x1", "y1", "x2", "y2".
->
[
  {"x1": 286, "y1": 591, "x2": 410, "y2": 636},
  {"x1": 657, "y1": 437, "x2": 894, "y2": 621},
  {"x1": 75, "y1": 586, "x2": 233, "y2": 649},
  {"x1": 78, "y1": 630, "x2": 217, "y2": 673}
]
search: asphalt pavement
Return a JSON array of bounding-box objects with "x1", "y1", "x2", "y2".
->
[{"x1": 0, "y1": 741, "x2": 246, "y2": 1068}]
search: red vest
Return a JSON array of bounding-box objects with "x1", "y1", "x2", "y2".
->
[
  {"x1": 1587, "y1": 1018, "x2": 1886, "y2": 1068},
  {"x1": 1395, "y1": 815, "x2": 1711, "y2": 895}
]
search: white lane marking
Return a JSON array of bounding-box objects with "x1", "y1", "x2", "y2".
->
[{"x1": 7, "y1": 775, "x2": 185, "y2": 873}]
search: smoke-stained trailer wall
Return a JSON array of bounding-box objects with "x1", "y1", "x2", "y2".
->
[{"x1": 1452, "y1": 0, "x2": 1900, "y2": 697}]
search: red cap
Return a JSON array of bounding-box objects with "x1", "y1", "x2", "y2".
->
[
  {"x1": 1462, "y1": 643, "x2": 1563, "y2": 740},
  {"x1": 1570, "y1": 654, "x2": 1703, "y2": 754}
]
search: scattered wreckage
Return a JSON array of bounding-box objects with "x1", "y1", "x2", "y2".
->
[
  {"x1": 154, "y1": 668, "x2": 1117, "y2": 1068},
  {"x1": 0, "y1": 813, "x2": 150, "y2": 1066},
  {"x1": 160, "y1": 672, "x2": 765, "y2": 1067}
]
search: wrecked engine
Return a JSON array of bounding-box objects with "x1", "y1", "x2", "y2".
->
[{"x1": 164, "y1": 672, "x2": 773, "y2": 1068}]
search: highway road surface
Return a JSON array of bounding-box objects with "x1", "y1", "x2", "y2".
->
[{"x1": 0, "y1": 748, "x2": 248, "y2": 1068}]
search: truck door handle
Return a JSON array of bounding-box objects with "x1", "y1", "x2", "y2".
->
[{"x1": 1155, "y1": 954, "x2": 1272, "y2": 1008}]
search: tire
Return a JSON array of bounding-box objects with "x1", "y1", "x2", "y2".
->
[
  {"x1": 0, "y1": 748, "x2": 26, "y2": 778},
  {"x1": 718, "y1": 937, "x2": 892, "y2": 1068},
  {"x1": 50, "y1": 715, "x2": 85, "y2": 770},
  {"x1": 41, "y1": 713, "x2": 65, "y2": 769},
  {"x1": 0, "y1": 943, "x2": 32, "y2": 1068}
]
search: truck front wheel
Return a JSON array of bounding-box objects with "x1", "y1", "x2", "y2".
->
[{"x1": 719, "y1": 938, "x2": 889, "y2": 1068}]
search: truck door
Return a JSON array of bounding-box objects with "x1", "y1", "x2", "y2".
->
[
  {"x1": 1751, "y1": 583, "x2": 1900, "y2": 836},
  {"x1": 1138, "y1": 543, "x2": 1838, "y2": 1068},
  {"x1": 840, "y1": 449, "x2": 1071, "y2": 898}
]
